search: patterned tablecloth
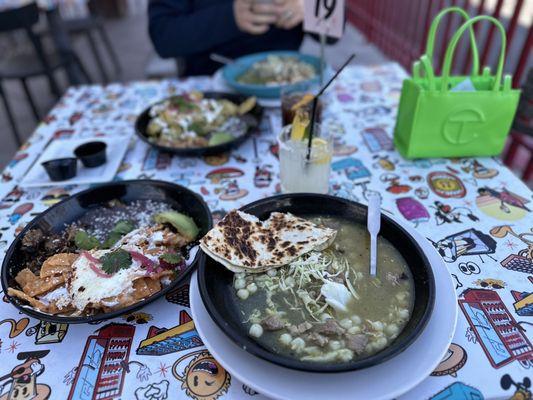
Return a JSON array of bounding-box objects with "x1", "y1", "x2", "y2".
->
[{"x1": 0, "y1": 63, "x2": 531, "y2": 400}]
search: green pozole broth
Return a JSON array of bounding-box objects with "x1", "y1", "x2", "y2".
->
[{"x1": 231, "y1": 216, "x2": 414, "y2": 364}]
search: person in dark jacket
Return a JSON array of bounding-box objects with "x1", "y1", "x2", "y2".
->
[{"x1": 148, "y1": 0, "x2": 306, "y2": 76}]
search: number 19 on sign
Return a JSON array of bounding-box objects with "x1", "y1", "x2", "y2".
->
[{"x1": 304, "y1": 0, "x2": 345, "y2": 38}]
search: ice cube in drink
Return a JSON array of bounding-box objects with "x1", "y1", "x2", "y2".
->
[{"x1": 278, "y1": 124, "x2": 332, "y2": 194}]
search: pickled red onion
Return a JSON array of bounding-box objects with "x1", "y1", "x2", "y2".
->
[
  {"x1": 89, "y1": 263, "x2": 111, "y2": 278},
  {"x1": 82, "y1": 251, "x2": 112, "y2": 277},
  {"x1": 129, "y1": 251, "x2": 157, "y2": 272},
  {"x1": 81, "y1": 251, "x2": 100, "y2": 264}
]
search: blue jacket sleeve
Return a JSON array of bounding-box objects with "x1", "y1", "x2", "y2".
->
[{"x1": 148, "y1": 0, "x2": 243, "y2": 58}]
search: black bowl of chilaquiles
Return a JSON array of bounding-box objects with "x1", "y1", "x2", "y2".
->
[
  {"x1": 1, "y1": 180, "x2": 212, "y2": 323},
  {"x1": 198, "y1": 194, "x2": 435, "y2": 372}
]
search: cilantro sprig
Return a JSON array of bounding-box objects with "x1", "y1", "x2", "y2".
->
[
  {"x1": 100, "y1": 249, "x2": 132, "y2": 275},
  {"x1": 75, "y1": 231, "x2": 100, "y2": 250}
]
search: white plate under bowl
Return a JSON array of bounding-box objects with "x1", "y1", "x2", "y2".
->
[
  {"x1": 20, "y1": 136, "x2": 131, "y2": 188},
  {"x1": 190, "y1": 219, "x2": 457, "y2": 400}
]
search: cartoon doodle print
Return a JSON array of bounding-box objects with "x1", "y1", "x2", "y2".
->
[
  {"x1": 511, "y1": 290, "x2": 533, "y2": 317},
  {"x1": 25, "y1": 322, "x2": 68, "y2": 344},
  {"x1": 459, "y1": 289, "x2": 533, "y2": 368},
  {"x1": 473, "y1": 278, "x2": 506, "y2": 289},
  {"x1": 137, "y1": 311, "x2": 203, "y2": 356},
  {"x1": 372, "y1": 154, "x2": 396, "y2": 171},
  {"x1": 214, "y1": 180, "x2": 248, "y2": 201},
  {"x1": 501, "y1": 374, "x2": 532, "y2": 400},
  {"x1": 395, "y1": 197, "x2": 429, "y2": 227},
  {"x1": 490, "y1": 226, "x2": 533, "y2": 274},
  {"x1": 9, "y1": 203, "x2": 33, "y2": 225},
  {"x1": 360, "y1": 127, "x2": 394, "y2": 152},
  {"x1": 166, "y1": 284, "x2": 190, "y2": 307},
  {"x1": 414, "y1": 187, "x2": 429, "y2": 200},
  {"x1": 67, "y1": 323, "x2": 139, "y2": 399},
  {"x1": 431, "y1": 343, "x2": 467, "y2": 377},
  {"x1": 331, "y1": 157, "x2": 371, "y2": 183},
  {"x1": 0, "y1": 318, "x2": 29, "y2": 338},
  {"x1": 124, "y1": 312, "x2": 153, "y2": 324},
  {"x1": 0, "y1": 350, "x2": 51, "y2": 400},
  {"x1": 203, "y1": 154, "x2": 229, "y2": 166},
  {"x1": 143, "y1": 148, "x2": 172, "y2": 171},
  {"x1": 330, "y1": 182, "x2": 360, "y2": 202},
  {"x1": 458, "y1": 261, "x2": 481, "y2": 275},
  {"x1": 206, "y1": 167, "x2": 244, "y2": 184},
  {"x1": 430, "y1": 201, "x2": 479, "y2": 225},
  {"x1": 431, "y1": 229, "x2": 497, "y2": 263},
  {"x1": 135, "y1": 380, "x2": 169, "y2": 400},
  {"x1": 172, "y1": 350, "x2": 231, "y2": 400},
  {"x1": 476, "y1": 187, "x2": 530, "y2": 221},
  {"x1": 254, "y1": 165, "x2": 273, "y2": 188},
  {"x1": 460, "y1": 159, "x2": 499, "y2": 180},
  {"x1": 429, "y1": 382, "x2": 483, "y2": 400},
  {"x1": 332, "y1": 137, "x2": 357, "y2": 156},
  {"x1": 380, "y1": 173, "x2": 411, "y2": 194},
  {"x1": 40, "y1": 188, "x2": 69, "y2": 206},
  {"x1": 0, "y1": 187, "x2": 24, "y2": 209},
  {"x1": 242, "y1": 385, "x2": 258, "y2": 396},
  {"x1": 451, "y1": 274, "x2": 464, "y2": 290},
  {"x1": 427, "y1": 171, "x2": 466, "y2": 198}
]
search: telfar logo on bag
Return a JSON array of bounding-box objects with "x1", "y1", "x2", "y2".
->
[{"x1": 441, "y1": 108, "x2": 485, "y2": 145}]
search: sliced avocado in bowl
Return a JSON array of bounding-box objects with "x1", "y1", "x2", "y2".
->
[
  {"x1": 208, "y1": 132, "x2": 234, "y2": 146},
  {"x1": 154, "y1": 211, "x2": 199, "y2": 240}
]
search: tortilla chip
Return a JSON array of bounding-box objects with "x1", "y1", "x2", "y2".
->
[
  {"x1": 133, "y1": 278, "x2": 161, "y2": 299},
  {"x1": 22, "y1": 274, "x2": 65, "y2": 297},
  {"x1": 40, "y1": 253, "x2": 78, "y2": 278},
  {"x1": 7, "y1": 288, "x2": 47, "y2": 312},
  {"x1": 14, "y1": 268, "x2": 37, "y2": 288}
]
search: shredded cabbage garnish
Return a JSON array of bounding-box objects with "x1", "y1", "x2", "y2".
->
[{"x1": 242, "y1": 251, "x2": 359, "y2": 321}]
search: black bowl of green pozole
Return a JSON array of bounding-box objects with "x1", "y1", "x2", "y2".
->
[{"x1": 198, "y1": 194, "x2": 435, "y2": 372}]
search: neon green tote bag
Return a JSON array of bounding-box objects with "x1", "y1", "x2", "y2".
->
[{"x1": 394, "y1": 11, "x2": 521, "y2": 159}]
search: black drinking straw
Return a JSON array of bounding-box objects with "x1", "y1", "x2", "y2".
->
[{"x1": 306, "y1": 53, "x2": 356, "y2": 160}]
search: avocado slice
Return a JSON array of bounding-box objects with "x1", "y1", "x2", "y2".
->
[
  {"x1": 208, "y1": 132, "x2": 234, "y2": 146},
  {"x1": 154, "y1": 211, "x2": 199, "y2": 240}
]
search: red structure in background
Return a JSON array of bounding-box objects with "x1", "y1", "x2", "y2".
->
[
  {"x1": 346, "y1": 0, "x2": 532, "y2": 181},
  {"x1": 68, "y1": 323, "x2": 135, "y2": 400},
  {"x1": 346, "y1": 0, "x2": 531, "y2": 86}
]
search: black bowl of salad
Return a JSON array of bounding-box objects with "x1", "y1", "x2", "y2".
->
[{"x1": 135, "y1": 91, "x2": 263, "y2": 156}]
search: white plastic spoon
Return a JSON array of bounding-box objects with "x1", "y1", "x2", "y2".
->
[{"x1": 367, "y1": 192, "x2": 382, "y2": 277}]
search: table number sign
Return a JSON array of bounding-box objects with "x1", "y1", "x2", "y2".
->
[{"x1": 304, "y1": 0, "x2": 345, "y2": 38}]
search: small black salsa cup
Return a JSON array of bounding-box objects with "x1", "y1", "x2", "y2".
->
[
  {"x1": 74, "y1": 141, "x2": 107, "y2": 168},
  {"x1": 42, "y1": 157, "x2": 77, "y2": 181}
]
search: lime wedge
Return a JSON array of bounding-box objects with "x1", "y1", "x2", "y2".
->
[{"x1": 311, "y1": 138, "x2": 331, "y2": 164}]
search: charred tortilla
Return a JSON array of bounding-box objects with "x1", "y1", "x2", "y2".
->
[{"x1": 200, "y1": 210, "x2": 336, "y2": 273}]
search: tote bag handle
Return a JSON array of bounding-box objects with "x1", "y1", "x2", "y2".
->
[
  {"x1": 413, "y1": 55, "x2": 437, "y2": 91},
  {"x1": 441, "y1": 16, "x2": 507, "y2": 92},
  {"x1": 425, "y1": 7, "x2": 479, "y2": 76}
]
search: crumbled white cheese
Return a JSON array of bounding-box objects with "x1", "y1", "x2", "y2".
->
[{"x1": 69, "y1": 250, "x2": 145, "y2": 310}]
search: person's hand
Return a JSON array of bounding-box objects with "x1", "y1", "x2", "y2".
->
[
  {"x1": 274, "y1": 0, "x2": 304, "y2": 30},
  {"x1": 234, "y1": 0, "x2": 279, "y2": 35}
]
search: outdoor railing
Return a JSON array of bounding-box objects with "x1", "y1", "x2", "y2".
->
[{"x1": 346, "y1": 0, "x2": 532, "y2": 87}]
